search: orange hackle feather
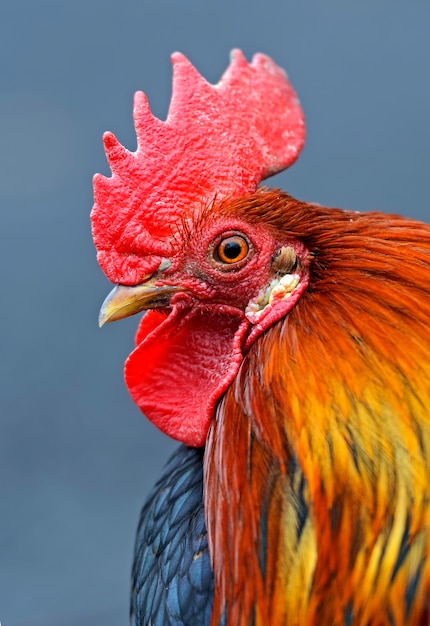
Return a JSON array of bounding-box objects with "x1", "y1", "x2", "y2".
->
[{"x1": 204, "y1": 189, "x2": 430, "y2": 626}]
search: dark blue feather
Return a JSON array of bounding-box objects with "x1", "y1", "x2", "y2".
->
[{"x1": 130, "y1": 445, "x2": 214, "y2": 626}]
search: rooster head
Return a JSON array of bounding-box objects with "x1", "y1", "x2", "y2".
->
[{"x1": 91, "y1": 51, "x2": 306, "y2": 445}]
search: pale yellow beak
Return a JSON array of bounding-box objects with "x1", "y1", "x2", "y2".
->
[{"x1": 98, "y1": 278, "x2": 184, "y2": 327}]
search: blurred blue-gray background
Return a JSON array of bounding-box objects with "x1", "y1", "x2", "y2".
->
[{"x1": 1, "y1": 1, "x2": 429, "y2": 624}]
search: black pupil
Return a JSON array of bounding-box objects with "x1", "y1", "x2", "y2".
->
[{"x1": 223, "y1": 240, "x2": 243, "y2": 260}]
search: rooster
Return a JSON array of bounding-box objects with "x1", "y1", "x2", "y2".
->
[{"x1": 91, "y1": 51, "x2": 430, "y2": 626}]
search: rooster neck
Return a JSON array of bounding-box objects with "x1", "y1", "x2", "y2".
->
[{"x1": 204, "y1": 217, "x2": 430, "y2": 626}]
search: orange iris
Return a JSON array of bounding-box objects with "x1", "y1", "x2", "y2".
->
[{"x1": 216, "y1": 235, "x2": 250, "y2": 264}]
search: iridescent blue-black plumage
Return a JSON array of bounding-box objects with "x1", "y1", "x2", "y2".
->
[{"x1": 130, "y1": 445, "x2": 215, "y2": 626}]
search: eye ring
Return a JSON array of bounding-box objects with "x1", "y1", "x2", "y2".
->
[{"x1": 214, "y1": 235, "x2": 250, "y2": 265}]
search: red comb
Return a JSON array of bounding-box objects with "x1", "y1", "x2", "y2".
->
[{"x1": 92, "y1": 50, "x2": 305, "y2": 284}]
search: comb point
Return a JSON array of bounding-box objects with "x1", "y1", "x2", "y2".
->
[{"x1": 102, "y1": 131, "x2": 132, "y2": 171}]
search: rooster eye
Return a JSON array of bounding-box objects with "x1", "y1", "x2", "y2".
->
[{"x1": 215, "y1": 235, "x2": 250, "y2": 265}]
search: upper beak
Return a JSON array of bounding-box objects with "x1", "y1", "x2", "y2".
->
[{"x1": 98, "y1": 276, "x2": 184, "y2": 327}]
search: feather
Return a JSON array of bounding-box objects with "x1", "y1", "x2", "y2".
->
[
  {"x1": 205, "y1": 194, "x2": 430, "y2": 625},
  {"x1": 131, "y1": 445, "x2": 217, "y2": 626}
]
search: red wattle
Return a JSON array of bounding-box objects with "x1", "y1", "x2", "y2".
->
[{"x1": 124, "y1": 305, "x2": 247, "y2": 446}]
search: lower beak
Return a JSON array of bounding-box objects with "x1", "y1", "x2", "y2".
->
[{"x1": 98, "y1": 278, "x2": 184, "y2": 327}]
